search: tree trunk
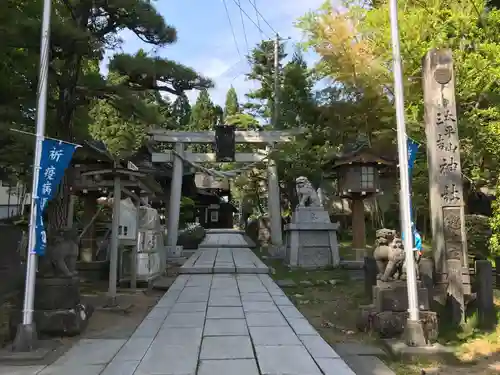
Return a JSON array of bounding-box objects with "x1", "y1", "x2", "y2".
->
[
  {"x1": 47, "y1": 174, "x2": 71, "y2": 234},
  {"x1": 46, "y1": 21, "x2": 86, "y2": 234}
]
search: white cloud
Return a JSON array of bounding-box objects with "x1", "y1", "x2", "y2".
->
[
  {"x1": 185, "y1": 0, "x2": 330, "y2": 106},
  {"x1": 183, "y1": 57, "x2": 255, "y2": 106},
  {"x1": 99, "y1": 0, "x2": 333, "y2": 107}
]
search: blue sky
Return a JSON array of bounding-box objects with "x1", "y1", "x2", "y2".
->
[{"x1": 101, "y1": 0, "x2": 331, "y2": 106}]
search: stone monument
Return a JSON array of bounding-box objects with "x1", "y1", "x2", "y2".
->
[
  {"x1": 284, "y1": 176, "x2": 340, "y2": 268},
  {"x1": 357, "y1": 229, "x2": 438, "y2": 341},
  {"x1": 423, "y1": 49, "x2": 471, "y2": 324},
  {"x1": 10, "y1": 228, "x2": 93, "y2": 338}
]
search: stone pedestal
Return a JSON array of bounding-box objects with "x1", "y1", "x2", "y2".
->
[
  {"x1": 357, "y1": 280, "x2": 438, "y2": 342},
  {"x1": 284, "y1": 207, "x2": 340, "y2": 269},
  {"x1": 10, "y1": 277, "x2": 93, "y2": 338}
]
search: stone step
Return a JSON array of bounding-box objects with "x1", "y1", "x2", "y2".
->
[{"x1": 342, "y1": 355, "x2": 396, "y2": 375}]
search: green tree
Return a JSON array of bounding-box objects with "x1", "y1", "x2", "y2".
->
[
  {"x1": 280, "y1": 49, "x2": 318, "y2": 129},
  {"x1": 298, "y1": 0, "x2": 500, "y2": 248},
  {"x1": 88, "y1": 71, "x2": 170, "y2": 157},
  {"x1": 0, "y1": 0, "x2": 45, "y2": 183},
  {"x1": 214, "y1": 104, "x2": 224, "y2": 126},
  {"x1": 245, "y1": 40, "x2": 286, "y2": 122},
  {"x1": 226, "y1": 113, "x2": 260, "y2": 130},
  {"x1": 2, "y1": 0, "x2": 213, "y2": 229},
  {"x1": 224, "y1": 86, "x2": 239, "y2": 119},
  {"x1": 189, "y1": 89, "x2": 216, "y2": 130},
  {"x1": 171, "y1": 93, "x2": 192, "y2": 128}
]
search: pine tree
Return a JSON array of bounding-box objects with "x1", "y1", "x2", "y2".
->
[
  {"x1": 171, "y1": 93, "x2": 192, "y2": 128},
  {"x1": 280, "y1": 49, "x2": 317, "y2": 129},
  {"x1": 189, "y1": 89, "x2": 216, "y2": 131},
  {"x1": 224, "y1": 86, "x2": 239, "y2": 119},
  {"x1": 245, "y1": 40, "x2": 286, "y2": 121},
  {"x1": 1, "y1": 0, "x2": 214, "y2": 230}
]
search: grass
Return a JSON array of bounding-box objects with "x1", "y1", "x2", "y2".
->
[{"x1": 254, "y1": 245, "x2": 500, "y2": 375}]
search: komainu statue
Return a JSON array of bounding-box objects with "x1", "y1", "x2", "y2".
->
[
  {"x1": 39, "y1": 228, "x2": 79, "y2": 278},
  {"x1": 295, "y1": 176, "x2": 322, "y2": 207},
  {"x1": 373, "y1": 228, "x2": 406, "y2": 281}
]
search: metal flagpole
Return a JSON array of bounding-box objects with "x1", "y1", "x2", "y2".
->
[
  {"x1": 388, "y1": 0, "x2": 426, "y2": 345},
  {"x1": 13, "y1": 0, "x2": 52, "y2": 351}
]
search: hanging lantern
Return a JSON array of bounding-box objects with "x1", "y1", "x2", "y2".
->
[{"x1": 215, "y1": 124, "x2": 235, "y2": 162}]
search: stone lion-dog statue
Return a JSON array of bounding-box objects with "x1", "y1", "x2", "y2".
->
[{"x1": 295, "y1": 176, "x2": 322, "y2": 208}]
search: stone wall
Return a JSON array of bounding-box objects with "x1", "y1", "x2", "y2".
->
[{"x1": 0, "y1": 224, "x2": 24, "y2": 303}]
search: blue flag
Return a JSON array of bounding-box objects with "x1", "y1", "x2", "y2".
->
[
  {"x1": 407, "y1": 138, "x2": 419, "y2": 180},
  {"x1": 34, "y1": 139, "x2": 78, "y2": 255},
  {"x1": 406, "y1": 138, "x2": 419, "y2": 247}
]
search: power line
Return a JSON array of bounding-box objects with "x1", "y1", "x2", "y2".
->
[
  {"x1": 250, "y1": 0, "x2": 263, "y2": 39},
  {"x1": 236, "y1": 0, "x2": 250, "y2": 54},
  {"x1": 222, "y1": 0, "x2": 242, "y2": 59},
  {"x1": 214, "y1": 58, "x2": 247, "y2": 79},
  {"x1": 230, "y1": 0, "x2": 271, "y2": 39},
  {"x1": 245, "y1": 0, "x2": 278, "y2": 35}
]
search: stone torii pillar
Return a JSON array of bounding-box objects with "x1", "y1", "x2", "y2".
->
[
  {"x1": 166, "y1": 142, "x2": 184, "y2": 257},
  {"x1": 267, "y1": 145, "x2": 283, "y2": 254},
  {"x1": 149, "y1": 129, "x2": 303, "y2": 256}
]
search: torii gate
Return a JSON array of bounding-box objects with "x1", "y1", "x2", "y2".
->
[{"x1": 149, "y1": 129, "x2": 301, "y2": 256}]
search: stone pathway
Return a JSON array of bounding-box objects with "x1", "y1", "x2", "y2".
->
[
  {"x1": 180, "y1": 248, "x2": 269, "y2": 274},
  {"x1": 1, "y1": 230, "x2": 360, "y2": 375},
  {"x1": 199, "y1": 230, "x2": 250, "y2": 248},
  {"x1": 180, "y1": 231, "x2": 268, "y2": 274},
  {"x1": 2, "y1": 274, "x2": 356, "y2": 375}
]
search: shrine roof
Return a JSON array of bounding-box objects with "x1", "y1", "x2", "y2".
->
[{"x1": 324, "y1": 143, "x2": 397, "y2": 169}]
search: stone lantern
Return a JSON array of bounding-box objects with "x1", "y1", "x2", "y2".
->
[{"x1": 324, "y1": 142, "x2": 395, "y2": 260}]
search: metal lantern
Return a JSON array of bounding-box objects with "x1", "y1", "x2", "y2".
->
[
  {"x1": 337, "y1": 164, "x2": 380, "y2": 197},
  {"x1": 215, "y1": 124, "x2": 235, "y2": 162}
]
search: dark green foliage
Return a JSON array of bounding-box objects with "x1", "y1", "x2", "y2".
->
[
  {"x1": 224, "y1": 86, "x2": 239, "y2": 119},
  {"x1": 177, "y1": 223, "x2": 206, "y2": 249},
  {"x1": 171, "y1": 93, "x2": 192, "y2": 127},
  {"x1": 0, "y1": 0, "x2": 213, "y2": 229},
  {"x1": 280, "y1": 49, "x2": 318, "y2": 128},
  {"x1": 465, "y1": 214, "x2": 493, "y2": 259},
  {"x1": 245, "y1": 40, "x2": 286, "y2": 121},
  {"x1": 189, "y1": 90, "x2": 217, "y2": 131}
]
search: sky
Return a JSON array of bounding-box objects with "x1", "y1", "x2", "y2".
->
[{"x1": 101, "y1": 0, "x2": 331, "y2": 106}]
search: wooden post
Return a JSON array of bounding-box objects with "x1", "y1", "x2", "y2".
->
[
  {"x1": 107, "y1": 175, "x2": 121, "y2": 306},
  {"x1": 423, "y1": 49, "x2": 470, "y2": 311},
  {"x1": 351, "y1": 198, "x2": 366, "y2": 260},
  {"x1": 476, "y1": 260, "x2": 496, "y2": 330},
  {"x1": 66, "y1": 194, "x2": 76, "y2": 229}
]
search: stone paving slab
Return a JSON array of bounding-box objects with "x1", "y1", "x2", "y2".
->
[
  {"x1": 2, "y1": 229, "x2": 360, "y2": 375},
  {"x1": 199, "y1": 232, "x2": 250, "y2": 248},
  {"x1": 0, "y1": 273, "x2": 357, "y2": 375},
  {"x1": 179, "y1": 247, "x2": 269, "y2": 274}
]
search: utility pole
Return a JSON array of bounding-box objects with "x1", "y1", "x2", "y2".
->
[
  {"x1": 272, "y1": 33, "x2": 280, "y2": 129},
  {"x1": 388, "y1": 0, "x2": 426, "y2": 346},
  {"x1": 267, "y1": 33, "x2": 283, "y2": 254}
]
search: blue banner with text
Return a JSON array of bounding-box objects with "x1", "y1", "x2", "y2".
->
[
  {"x1": 407, "y1": 138, "x2": 419, "y2": 246},
  {"x1": 34, "y1": 139, "x2": 77, "y2": 255}
]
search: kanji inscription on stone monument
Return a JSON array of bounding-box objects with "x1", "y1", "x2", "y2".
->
[{"x1": 423, "y1": 49, "x2": 470, "y2": 300}]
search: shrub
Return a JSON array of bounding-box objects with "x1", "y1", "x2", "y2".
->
[
  {"x1": 465, "y1": 214, "x2": 492, "y2": 259},
  {"x1": 177, "y1": 223, "x2": 206, "y2": 249}
]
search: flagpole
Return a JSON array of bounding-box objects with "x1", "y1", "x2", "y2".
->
[
  {"x1": 388, "y1": 0, "x2": 426, "y2": 346},
  {"x1": 13, "y1": 0, "x2": 52, "y2": 351}
]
